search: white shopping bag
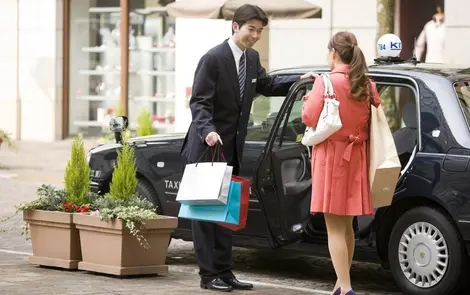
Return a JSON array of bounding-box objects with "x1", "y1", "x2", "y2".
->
[
  {"x1": 176, "y1": 162, "x2": 233, "y2": 205},
  {"x1": 301, "y1": 74, "x2": 342, "y2": 147},
  {"x1": 369, "y1": 103, "x2": 401, "y2": 208}
]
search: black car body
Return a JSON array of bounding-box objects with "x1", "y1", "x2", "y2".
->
[{"x1": 87, "y1": 62, "x2": 470, "y2": 294}]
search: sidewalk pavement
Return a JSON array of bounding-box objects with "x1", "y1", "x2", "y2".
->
[
  {"x1": 0, "y1": 141, "x2": 327, "y2": 294},
  {"x1": 0, "y1": 252, "x2": 324, "y2": 295},
  {"x1": 0, "y1": 138, "x2": 99, "y2": 184}
]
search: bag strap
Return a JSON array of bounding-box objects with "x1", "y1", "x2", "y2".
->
[
  {"x1": 368, "y1": 81, "x2": 374, "y2": 126},
  {"x1": 321, "y1": 73, "x2": 336, "y2": 99},
  {"x1": 195, "y1": 144, "x2": 226, "y2": 166}
]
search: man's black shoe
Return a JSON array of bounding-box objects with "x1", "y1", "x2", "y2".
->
[
  {"x1": 222, "y1": 277, "x2": 254, "y2": 290},
  {"x1": 200, "y1": 278, "x2": 233, "y2": 292}
]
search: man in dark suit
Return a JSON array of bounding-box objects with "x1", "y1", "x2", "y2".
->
[{"x1": 180, "y1": 4, "x2": 315, "y2": 292}]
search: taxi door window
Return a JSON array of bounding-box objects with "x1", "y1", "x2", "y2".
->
[
  {"x1": 275, "y1": 86, "x2": 309, "y2": 147},
  {"x1": 246, "y1": 95, "x2": 285, "y2": 142},
  {"x1": 454, "y1": 81, "x2": 470, "y2": 127}
]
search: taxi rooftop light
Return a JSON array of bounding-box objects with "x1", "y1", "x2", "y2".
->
[{"x1": 373, "y1": 33, "x2": 420, "y2": 66}]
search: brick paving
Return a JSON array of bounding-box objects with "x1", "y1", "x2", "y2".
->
[
  {"x1": 0, "y1": 254, "x2": 324, "y2": 295},
  {"x1": 0, "y1": 140, "x2": 403, "y2": 294}
]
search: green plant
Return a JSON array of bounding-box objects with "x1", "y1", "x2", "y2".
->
[
  {"x1": 8, "y1": 184, "x2": 99, "y2": 238},
  {"x1": 3, "y1": 135, "x2": 100, "y2": 238},
  {"x1": 136, "y1": 109, "x2": 154, "y2": 136},
  {"x1": 16, "y1": 184, "x2": 67, "y2": 212},
  {"x1": 94, "y1": 139, "x2": 159, "y2": 248},
  {"x1": 109, "y1": 140, "x2": 138, "y2": 202},
  {"x1": 92, "y1": 194, "x2": 157, "y2": 248},
  {"x1": 64, "y1": 134, "x2": 90, "y2": 206},
  {"x1": 0, "y1": 129, "x2": 15, "y2": 149}
]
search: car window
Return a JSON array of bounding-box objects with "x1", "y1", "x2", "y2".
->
[
  {"x1": 454, "y1": 82, "x2": 470, "y2": 126},
  {"x1": 246, "y1": 95, "x2": 285, "y2": 142},
  {"x1": 275, "y1": 86, "x2": 308, "y2": 146},
  {"x1": 378, "y1": 84, "x2": 417, "y2": 132}
]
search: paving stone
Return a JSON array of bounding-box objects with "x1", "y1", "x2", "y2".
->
[{"x1": 0, "y1": 140, "x2": 404, "y2": 295}]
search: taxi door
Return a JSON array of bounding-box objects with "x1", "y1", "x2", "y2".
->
[{"x1": 253, "y1": 78, "x2": 315, "y2": 248}]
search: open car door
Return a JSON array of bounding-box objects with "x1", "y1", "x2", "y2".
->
[{"x1": 253, "y1": 78, "x2": 314, "y2": 248}]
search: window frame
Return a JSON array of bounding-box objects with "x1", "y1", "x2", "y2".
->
[
  {"x1": 246, "y1": 94, "x2": 287, "y2": 144},
  {"x1": 453, "y1": 81, "x2": 470, "y2": 131}
]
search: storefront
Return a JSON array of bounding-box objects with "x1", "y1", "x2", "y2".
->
[
  {"x1": 1, "y1": 0, "x2": 469, "y2": 142},
  {"x1": 66, "y1": 0, "x2": 176, "y2": 138}
]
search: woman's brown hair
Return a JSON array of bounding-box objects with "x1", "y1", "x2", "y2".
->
[{"x1": 328, "y1": 31, "x2": 369, "y2": 101}]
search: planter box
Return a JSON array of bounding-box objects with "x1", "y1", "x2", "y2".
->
[
  {"x1": 73, "y1": 213, "x2": 178, "y2": 276},
  {"x1": 23, "y1": 210, "x2": 82, "y2": 269}
]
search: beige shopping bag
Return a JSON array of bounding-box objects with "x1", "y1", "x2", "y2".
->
[{"x1": 368, "y1": 104, "x2": 402, "y2": 208}]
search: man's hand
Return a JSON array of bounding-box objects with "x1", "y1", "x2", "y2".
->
[
  {"x1": 205, "y1": 132, "x2": 223, "y2": 146},
  {"x1": 301, "y1": 72, "x2": 319, "y2": 79}
]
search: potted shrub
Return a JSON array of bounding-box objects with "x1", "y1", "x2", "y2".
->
[
  {"x1": 0, "y1": 129, "x2": 14, "y2": 149},
  {"x1": 136, "y1": 108, "x2": 155, "y2": 136},
  {"x1": 14, "y1": 135, "x2": 98, "y2": 269},
  {"x1": 74, "y1": 119, "x2": 177, "y2": 276}
]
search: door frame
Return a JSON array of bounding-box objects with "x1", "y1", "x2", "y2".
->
[
  {"x1": 253, "y1": 78, "x2": 314, "y2": 248},
  {"x1": 254, "y1": 73, "x2": 423, "y2": 248}
]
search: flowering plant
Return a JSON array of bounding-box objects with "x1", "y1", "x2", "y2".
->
[
  {"x1": 0, "y1": 128, "x2": 15, "y2": 149},
  {"x1": 63, "y1": 202, "x2": 92, "y2": 213}
]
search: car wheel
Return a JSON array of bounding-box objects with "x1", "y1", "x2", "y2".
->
[
  {"x1": 388, "y1": 206, "x2": 466, "y2": 295},
  {"x1": 137, "y1": 179, "x2": 173, "y2": 246},
  {"x1": 137, "y1": 179, "x2": 163, "y2": 214}
]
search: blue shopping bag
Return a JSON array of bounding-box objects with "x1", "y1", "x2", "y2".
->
[{"x1": 178, "y1": 180, "x2": 241, "y2": 224}]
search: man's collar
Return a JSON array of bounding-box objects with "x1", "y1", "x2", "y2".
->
[{"x1": 228, "y1": 36, "x2": 245, "y2": 55}]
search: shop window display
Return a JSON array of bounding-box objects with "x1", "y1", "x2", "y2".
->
[{"x1": 68, "y1": 0, "x2": 175, "y2": 138}]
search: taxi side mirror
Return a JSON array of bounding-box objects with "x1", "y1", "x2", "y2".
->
[
  {"x1": 109, "y1": 116, "x2": 129, "y2": 144},
  {"x1": 109, "y1": 116, "x2": 128, "y2": 133}
]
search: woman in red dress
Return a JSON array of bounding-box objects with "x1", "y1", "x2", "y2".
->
[{"x1": 301, "y1": 32, "x2": 381, "y2": 295}]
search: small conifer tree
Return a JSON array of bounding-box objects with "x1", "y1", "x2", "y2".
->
[
  {"x1": 64, "y1": 134, "x2": 90, "y2": 206},
  {"x1": 109, "y1": 140, "x2": 138, "y2": 202},
  {"x1": 136, "y1": 109, "x2": 154, "y2": 137}
]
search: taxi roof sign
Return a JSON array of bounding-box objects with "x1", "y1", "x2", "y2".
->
[{"x1": 377, "y1": 33, "x2": 402, "y2": 58}]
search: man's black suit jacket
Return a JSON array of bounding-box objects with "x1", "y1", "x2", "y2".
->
[{"x1": 181, "y1": 39, "x2": 299, "y2": 167}]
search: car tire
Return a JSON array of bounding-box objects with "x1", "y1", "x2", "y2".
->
[
  {"x1": 137, "y1": 178, "x2": 163, "y2": 214},
  {"x1": 388, "y1": 206, "x2": 466, "y2": 295},
  {"x1": 137, "y1": 178, "x2": 173, "y2": 246}
]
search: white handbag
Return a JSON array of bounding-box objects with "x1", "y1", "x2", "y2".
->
[{"x1": 301, "y1": 74, "x2": 342, "y2": 147}]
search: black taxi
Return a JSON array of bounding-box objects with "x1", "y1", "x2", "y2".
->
[{"x1": 86, "y1": 60, "x2": 470, "y2": 295}]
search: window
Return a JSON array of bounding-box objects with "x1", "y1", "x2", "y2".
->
[
  {"x1": 378, "y1": 84, "x2": 417, "y2": 131},
  {"x1": 246, "y1": 95, "x2": 285, "y2": 142},
  {"x1": 378, "y1": 84, "x2": 418, "y2": 168},
  {"x1": 68, "y1": 1, "x2": 176, "y2": 138},
  {"x1": 454, "y1": 82, "x2": 470, "y2": 127},
  {"x1": 276, "y1": 87, "x2": 308, "y2": 146}
]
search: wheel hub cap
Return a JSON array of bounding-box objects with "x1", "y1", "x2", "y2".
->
[{"x1": 398, "y1": 222, "x2": 448, "y2": 288}]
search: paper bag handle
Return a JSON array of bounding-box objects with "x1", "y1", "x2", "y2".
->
[{"x1": 195, "y1": 144, "x2": 226, "y2": 166}]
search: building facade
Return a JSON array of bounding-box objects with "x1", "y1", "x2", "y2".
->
[{"x1": 0, "y1": 0, "x2": 467, "y2": 142}]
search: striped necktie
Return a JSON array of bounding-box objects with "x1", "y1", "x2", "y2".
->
[{"x1": 238, "y1": 52, "x2": 246, "y2": 102}]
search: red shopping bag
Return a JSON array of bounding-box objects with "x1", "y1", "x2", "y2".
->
[{"x1": 217, "y1": 175, "x2": 250, "y2": 231}]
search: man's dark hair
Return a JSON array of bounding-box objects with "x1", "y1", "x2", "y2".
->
[{"x1": 231, "y1": 4, "x2": 268, "y2": 34}]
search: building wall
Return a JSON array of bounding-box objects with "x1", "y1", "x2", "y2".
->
[
  {"x1": 269, "y1": 0, "x2": 378, "y2": 71},
  {"x1": 0, "y1": 0, "x2": 468, "y2": 141},
  {"x1": 444, "y1": 0, "x2": 470, "y2": 64},
  {"x1": 0, "y1": 0, "x2": 63, "y2": 142}
]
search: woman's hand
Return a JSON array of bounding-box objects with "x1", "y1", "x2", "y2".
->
[{"x1": 301, "y1": 72, "x2": 320, "y2": 79}]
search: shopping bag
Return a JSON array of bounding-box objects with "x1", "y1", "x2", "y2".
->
[
  {"x1": 369, "y1": 103, "x2": 401, "y2": 208},
  {"x1": 302, "y1": 74, "x2": 342, "y2": 147},
  {"x1": 217, "y1": 176, "x2": 250, "y2": 231},
  {"x1": 176, "y1": 161, "x2": 232, "y2": 205},
  {"x1": 178, "y1": 180, "x2": 241, "y2": 224}
]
